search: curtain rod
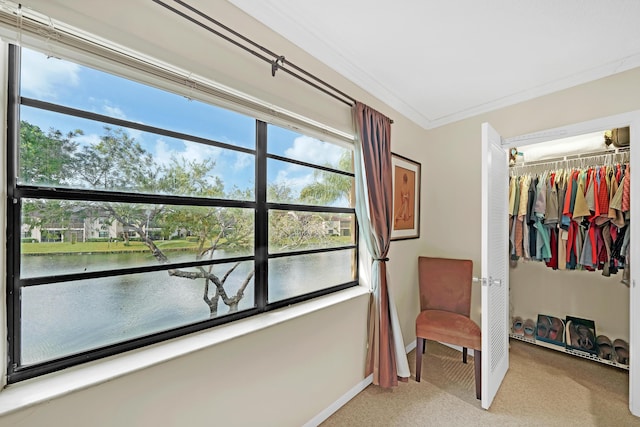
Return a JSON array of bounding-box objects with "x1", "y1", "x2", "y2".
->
[
  {"x1": 151, "y1": 0, "x2": 394, "y2": 124},
  {"x1": 0, "y1": 2, "x2": 357, "y2": 144},
  {"x1": 512, "y1": 146, "x2": 630, "y2": 169}
]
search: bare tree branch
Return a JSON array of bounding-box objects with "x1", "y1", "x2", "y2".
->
[{"x1": 221, "y1": 262, "x2": 240, "y2": 283}]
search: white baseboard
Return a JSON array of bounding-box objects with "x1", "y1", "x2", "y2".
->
[
  {"x1": 303, "y1": 374, "x2": 373, "y2": 427},
  {"x1": 405, "y1": 339, "x2": 417, "y2": 354},
  {"x1": 306, "y1": 338, "x2": 473, "y2": 426}
]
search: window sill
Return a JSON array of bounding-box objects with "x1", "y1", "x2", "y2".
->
[{"x1": 0, "y1": 285, "x2": 370, "y2": 417}]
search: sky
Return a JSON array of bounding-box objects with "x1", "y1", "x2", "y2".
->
[{"x1": 19, "y1": 47, "x2": 351, "y2": 204}]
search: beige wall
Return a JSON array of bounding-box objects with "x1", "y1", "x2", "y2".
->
[
  {"x1": 1, "y1": 1, "x2": 639, "y2": 425},
  {"x1": 422, "y1": 66, "x2": 640, "y2": 326},
  {"x1": 510, "y1": 262, "x2": 629, "y2": 340},
  {"x1": 0, "y1": 1, "x2": 426, "y2": 426},
  {"x1": 0, "y1": 296, "x2": 370, "y2": 427}
]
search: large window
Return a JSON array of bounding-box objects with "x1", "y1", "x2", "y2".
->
[{"x1": 6, "y1": 45, "x2": 357, "y2": 382}]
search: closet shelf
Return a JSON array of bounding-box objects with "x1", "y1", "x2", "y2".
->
[{"x1": 509, "y1": 333, "x2": 629, "y2": 371}]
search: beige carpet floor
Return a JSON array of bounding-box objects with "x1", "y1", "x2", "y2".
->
[{"x1": 321, "y1": 339, "x2": 639, "y2": 426}]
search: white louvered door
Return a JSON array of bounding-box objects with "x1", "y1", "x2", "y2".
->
[
  {"x1": 630, "y1": 115, "x2": 640, "y2": 417},
  {"x1": 480, "y1": 122, "x2": 509, "y2": 409}
]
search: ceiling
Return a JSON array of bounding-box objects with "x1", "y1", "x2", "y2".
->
[{"x1": 227, "y1": 0, "x2": 640, "y2": 130}]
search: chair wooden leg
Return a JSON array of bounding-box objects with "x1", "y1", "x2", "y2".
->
[
  {"x1": 474, "y1": 349, "x2": 482, "y2": 400},
  {"x1": 422, "y1": 338, "x2": 426, "y2": 354},
  {"x1": 416, "y1": 337, "x2": 424, "y2": 382},
  {"x1": 462, "y1": 347, "x2": 467, "y2": 364}
]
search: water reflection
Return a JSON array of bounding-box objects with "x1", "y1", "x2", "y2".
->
[{"x1": 20, "y1": 250, "x2": 353, "y2": 365}]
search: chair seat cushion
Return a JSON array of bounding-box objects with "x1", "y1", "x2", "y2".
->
[{"x1": 416, "y1": 309, "x2": 481, "y2": 350}]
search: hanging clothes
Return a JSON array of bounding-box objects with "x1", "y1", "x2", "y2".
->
[{"x1": 509, "y1": 155, "x2": 630, "y2": 280}]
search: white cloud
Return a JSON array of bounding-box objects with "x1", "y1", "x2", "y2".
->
[
  {"x1": 21, "y1": 49, "x2": 80, "y2": 99},
  {"x1": 274, "y1": 168, "x2": 315, "y2": 196},
  {"x1": 88, "y1": 96, "x2": 124, "y2": 117},
  {"x1": 274, "y1": 136, "x2": 350, "y2": 198},
  {"x1": 284, "y1": 135, "x2": 345, "y2": 167},
  {"x1": 127, "y1": 128, "x2": 144, "y2": 143},
  {"x1": 153, "y1": 139, "x2": 175, "y2": 167},
  {"x1": 233, "y1": 152, "x2": 253, "y2": 171},
  {"x1": 102, "y1": 105, "x2": 126, "y2": 119},
  {"x1": 74, "y1": 132, "x2": 101, "y2": 148},
  {"x1": 153, "y1": 138, "x2": 221, "y2": 167}
]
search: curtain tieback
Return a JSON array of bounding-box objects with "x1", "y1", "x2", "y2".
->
[{"x1": 374, "y1": 257, "x2": 389, "y2": 262}]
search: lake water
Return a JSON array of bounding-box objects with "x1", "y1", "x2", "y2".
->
[{"x1": 19, "y1": 250, "x2": 355, "y2": 365}]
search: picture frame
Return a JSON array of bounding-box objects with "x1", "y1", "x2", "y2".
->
[{"x1": 391, "y1": 152, "x2": 421, "y2": 241}]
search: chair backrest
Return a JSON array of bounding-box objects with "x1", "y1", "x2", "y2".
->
[{"x1": 418, "y1": 256, "x2": 473, "y2": 317}]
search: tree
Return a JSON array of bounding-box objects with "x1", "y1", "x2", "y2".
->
[
  {"x1": 299, "y1": 151, "x2": 354, "y2": 206},
  {"x1": 19, "y1": 120, "x2": 79, "y2": 185},
  {"x1": 19, "y1": 121, "x2": 84, "y2": 241},
  {"x1": 297, "y1": 151, "x2": 357, "y2": 276},
  {"x1": 269, "y1": 210, "x2": 327, "y2": 251},
  {"x1": 73, "y1": 126, "x2": 157, "y2": 191},
  {"x1": 267, "y1": 182, "x2": 295, "y2": 203},
  {"x1": 21, "y1": 121, "x2": 254, "y2": 317},
  {"x1": 267, "y1": 152, "x2": 356, "y2": 252},
  {"x1": 22, "y1": 199, "x2": 76, "y2": 241},
  {"x1": 21, "y1": 121, "x2": 356, "y2": 316}
]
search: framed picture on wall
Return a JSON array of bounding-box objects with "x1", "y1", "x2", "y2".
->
[{"x1": 391, "y1": 152, "x2": 421, "y2": 241}]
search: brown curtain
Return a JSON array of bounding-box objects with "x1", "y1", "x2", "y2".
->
[{"x1": 353, "y1": 101, "x2": 409, "y2": 387}]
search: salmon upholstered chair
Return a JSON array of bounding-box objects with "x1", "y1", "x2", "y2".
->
[{"x1": 415, "y1": 256, "x2": 481, "y2": 399}]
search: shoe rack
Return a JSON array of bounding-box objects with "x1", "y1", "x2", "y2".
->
[{"x1": 509, "y1": 333, "x2": 629, "y2": 371}]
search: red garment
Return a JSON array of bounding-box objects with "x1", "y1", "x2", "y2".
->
[
  {"x1": 515, "y1": 217, "x2": 524, "y2": 257},
  {"x1": 564, "y1": 171, "x2": 580, "y2": 264},
  {"x1": 595, "y1": 227, "x2": 608, "y2": 270},
  {"x1": 590, "y1": 222, "x2": 598, "y2": 265},
  {"x1": 566, "y1": 220, "x2": 579, "y2": 264},
  {"x1": 597, "y1": 167, "x2": 609, "y2": 215},
  {"x1": 585, "y1": 168, "x2": 593, "y2": 195},
  {"x1": 563, "y1": 171, "x2": 575, "y2": 217},
  {"x1": 622, "y1": 166, "x2": 630, "y2": 212},
  {"x1": 546, "y1": 229, "x2": 558, "y2": 270}
]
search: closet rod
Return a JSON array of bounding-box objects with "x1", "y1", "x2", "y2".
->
[
  {"x1": 513, "y1": 146, "x2": 630, "y2": 168},
  {"x1": 152, "y1": 0, "x2": 394, "y2": 123}
]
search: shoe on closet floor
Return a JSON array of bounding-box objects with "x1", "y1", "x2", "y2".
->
[
  {"x1": 535, "y1": 315, "x2": 551, "y2": 339},
  {"x1": 512, "y1": 316, "x2": 524, "y2": 335},
  {"x1": 523, "y1": 318, "x2": 536, "y2": 339},
  {"x1": 549, "y1": 317, "x2": 565, "y2": 343},
  {"x1": 565, "y1": 317, "x2": 597, "y2": 354},
  {"x1": 596, "y1": 335, "x2": 613, "y2": 360},
  {"x1": 613, "y1": 339, "x2": 630, "y2": 365}
]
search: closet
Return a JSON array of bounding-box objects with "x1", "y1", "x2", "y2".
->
[
  {"x1": 508, "y1": 129, "x2": 630, "y2": 371},
  {"x1": 481, "y1": 113, "x2": 639, "y2": 414}
]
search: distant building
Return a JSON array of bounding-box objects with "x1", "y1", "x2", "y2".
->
[{"x1": 21, "y1": 216, "x2": 160, "y2": 243}]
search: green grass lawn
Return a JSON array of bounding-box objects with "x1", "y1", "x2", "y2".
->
[
  {"x1": 21, "y1": 236, "x2": 354, "y2": 255},
  {"x1": 21, "y1": 239, "x2": 200, "y2": 254}
]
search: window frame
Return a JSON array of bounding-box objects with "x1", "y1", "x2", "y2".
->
[{"x1": 6, "y1": 44, "x2": 358, "y2": 383}]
